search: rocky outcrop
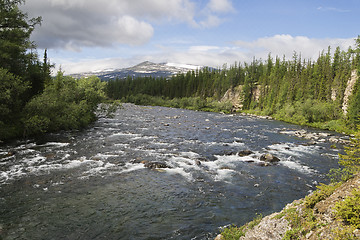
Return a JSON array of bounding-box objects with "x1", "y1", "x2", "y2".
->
[
  {"x1": 342, "y1": 70, "x2": 358, "y2": 115},
  {"x1": 221, "y1": 85, "x2": 264, "y2": 112},
  {"x1": 221, "y1": 85, "x2": 243, "y2": 111},
  {"x1": 239, "y1": 210, "x2": 292, "y2": 240},
  {"x1": 216, "y1": 174, "x2": 360, "y2": 240}
]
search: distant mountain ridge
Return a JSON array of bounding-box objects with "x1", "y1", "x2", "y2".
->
[{"x1": 70, "y1": 61, "x2": 203, "y2": 80}]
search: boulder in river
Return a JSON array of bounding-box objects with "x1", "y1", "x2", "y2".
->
[
  {"x1": 238, "y1": 150, "x2": 253, "y2": 157},
  {"x1": 260, "y1": 153, "x2": 280, "y2": 163},
  {"x1": 144, "y1": 162, "x2": 170, "y2": 169}
]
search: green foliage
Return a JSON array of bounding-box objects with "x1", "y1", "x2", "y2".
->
[
  {"x1": 331, "y1": 226, "x2": 358, "y2": 240},
  {"x1": 274, "y1": 99, "x2": 341, "y2": 126},
  {"x1": 220, "y1": 225, "x2": 245, "y2": 240},
  {"x1": 97, "y1": 101, "x2": 123, "y2": 118},
  {"x1": 0, "y1": 0, "x2": 48, "y2": 100},
  {"x1": 0, "y1": 0, "x2": 59, "y2": 141},
  {"x1": 338, "y1": 129, "x2": 360, "y2": 175},
  {"x1": 246, "y1": 213, "x2": 263, "y2": 229},
  {"x1": 304, "y1": 183, "x2": 341, "y2": 209},
  {"x1": 328, "y1": 168, "x2": 354, "y2": 183},
  {"x1": 347, "y1": 82, "x2": 360, "y2": 128},
  {"x1": 335, "y1": 188, "x2": 360, "y2": 228},
  {"x1": 121, "y1": 94, "x2": 233, "y2": 113},
  {"x1": 281, "y1": 207, "x2": 320, "y2": 240},
  {"x1": 0, "y1": 0, "x2": 41, "y2": 77},
  {"x1": 221, "y1": 214, "x2": 263, "y2": 240},
  {"x1": 0, "y1": 68, "x2": 29, "y2": 139},
  {"x1": 282, "y1": 207, "x2": 303, "y2": 240},
  {"x1": 23, "y1": 72, "x2": 106, "y2": 136},
  {"x1": 219, "y1": 214, "x2": 262, "y2": 240},
  {"x1": 0, "y1": 68, "x2": 29, "y2": 121},
  {"x1": 23, "y1": 115, "x2": 50, "y2": 135},
  {"x1": 273, "y1": 211, "x2": 287, "y2": 220}
]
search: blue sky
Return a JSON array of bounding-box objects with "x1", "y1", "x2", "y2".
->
[{"x1": 22, "y1": 0, "x2": 359, "y2": 74}]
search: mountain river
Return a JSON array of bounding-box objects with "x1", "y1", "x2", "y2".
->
[{"x1": 0, "y1": 104, "x2": 346, "y2": 239}]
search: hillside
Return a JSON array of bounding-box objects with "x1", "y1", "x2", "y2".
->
[{"x1": 216, "y1": 174, "x2": 360, "y2": 240}]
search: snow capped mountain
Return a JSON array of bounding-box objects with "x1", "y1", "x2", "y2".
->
[{"x1": 71, "y1": 61, "x2": 203, "y2": 80}]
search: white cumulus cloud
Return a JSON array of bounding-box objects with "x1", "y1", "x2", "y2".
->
[
  {"x1": 22, "y1": 0, "x2": 198, "y2": 50},
  {"x1": 22, "y1": 0, "x2": 236, "y2": 50},
  {"x1": 233, "y1": 35, "x2": 355, "y2": 61}
]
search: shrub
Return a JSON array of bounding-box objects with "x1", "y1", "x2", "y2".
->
[
  {"x1": 23, "y1": 72, "x2": 106, "y2": 136},
  {"x1": 247, "y1": 213, "x2": 263, "y2": 229},
  {"x1": 220, "y1": 225, "x2": 245, "y2": 240},
  {"x1": 304, "y1": 183, "x2": 341, "y2": 209},
  {"x1": 335, "y1": 188, "x2": 360, "y2": 228},
  {"x1": 219, "y1": 214, "x2": 262, "y2": 240},
  {"x1": 328, "y1": 168, "x2": 354, "y2": 183},
  {"x1": 331, "y1": 226, "x2": 358, "y2": 240},
  {"x1": 338, "y1": 129, "x2": 360, "y2": 176}
]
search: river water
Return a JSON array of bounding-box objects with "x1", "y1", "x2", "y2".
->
[{"x1": 0, "y1": 104, "x2": 345, "y2": 239}]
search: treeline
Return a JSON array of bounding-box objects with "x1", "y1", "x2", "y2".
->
[
  {"x1": 106, "y1": 38, "x2": 360, "y2": 132},
  {"x1": 107, "y1": 66, "x2": 234, "y2": 100},
  {"x1": 0, "y1": 0, "x2": 106, "y2": 141}
]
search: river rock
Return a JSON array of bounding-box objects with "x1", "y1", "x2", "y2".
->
[
  {"x1": 223, "y1": 150, "x2": 237, "y2": 156},
  {"x1": 130, "y1": 158, "x2": 144, "y2": 164},
  {"x1": 7, "y1": 151, "x2": 16, "y2": 157},
  {"x1": 214, "y1": 234, "x2": 223, "y2": 240},
  {"x1": 260, "y1": 153, "x2": 280, "y2": 163},
  {"x1": 238, "y1": 150, "x2": 253, "y2": 157},
  {"x1": 144, "y1": 162, "x2": 170, "y2": 169}
]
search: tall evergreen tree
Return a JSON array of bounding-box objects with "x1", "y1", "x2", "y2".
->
[{"x1": 0, "y1": 0, "x2": 41, "y2": 77}]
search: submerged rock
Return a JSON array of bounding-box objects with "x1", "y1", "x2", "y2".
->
[{"x1": 260, "y1": 153, "x2": 280, "y2": 163}]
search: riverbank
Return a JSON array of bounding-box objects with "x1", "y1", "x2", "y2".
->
[
  {"x1": 240, "y1": 109, "x2": 354, "y2": 136},
  {"x1": 216, "y1": 173, "x2": 360, "y2": 240},
  {"x1": 119, "y1": 94, "x2": 233, "y2": 114}
]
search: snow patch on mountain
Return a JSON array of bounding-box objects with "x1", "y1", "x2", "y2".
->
[{"x1": 165, "y1": 62, "x2": 201, "y2": 70}]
